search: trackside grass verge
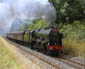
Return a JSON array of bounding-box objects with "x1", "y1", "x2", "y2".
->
[
  {"x1": 0, "y1": 38, "x2": 20, "y2": 69},
  {"x1": 63, "y1": 38, "x2": 85, "y2": 58}
]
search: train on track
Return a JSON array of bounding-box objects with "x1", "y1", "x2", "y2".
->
[{"x1": 6, "y1": 28, "x2": 63, "y2": 56}]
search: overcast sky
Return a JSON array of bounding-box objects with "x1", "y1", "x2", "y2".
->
[{"x1": 0, "y1": 0, "x2": 56, "y2": 36}]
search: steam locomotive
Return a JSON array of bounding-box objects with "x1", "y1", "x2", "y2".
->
[{"x1": 6, "y1": 28, "x2": 63, "y2": 55}]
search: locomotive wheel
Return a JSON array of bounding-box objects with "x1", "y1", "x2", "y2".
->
[
  {"x1": 43, "y1": 42, "x2": 48, "y2": 54},
  {"x1": 31, "y1": 41, "x2": 36, "y2": 49},
  {"x1": 54, "y1": 50, "x2": 60, "y2": 56},
  {"x1": 43, "y1": 42, "x2": 53, "y2": 56},
  {"x1": 47, "y1": 50, "x2": 51, "y2": 55}
]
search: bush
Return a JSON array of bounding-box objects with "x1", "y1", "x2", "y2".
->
[{"x1": 59, "y1": 21, "x2": 85, "y2": 42}]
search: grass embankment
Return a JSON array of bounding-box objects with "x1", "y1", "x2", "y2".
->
[
  {"x1": 63, "y1": 38, "x2": 85, "y2": 58},
  {"x1": 59, "y1": 21, "x2": 85, "y2": 58},
  {"x1": 0, "y1": 38, "x2": 20, "y2": 69}
]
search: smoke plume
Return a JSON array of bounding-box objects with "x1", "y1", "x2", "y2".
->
[{"x1": 0, "y1": 0, "x2": 56, "y2": 36}]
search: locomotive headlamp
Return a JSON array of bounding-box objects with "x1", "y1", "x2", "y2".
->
[{"x1": 48, "y1": 43, "x2": 50, "y2": 45}]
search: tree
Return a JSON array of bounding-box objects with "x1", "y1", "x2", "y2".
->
[
  {"x1": 17, "y1": 19, "x2": 49, "y2": 31},
  {"x1": 49, "y1": 0, "x2": 85, "y2": 23}
]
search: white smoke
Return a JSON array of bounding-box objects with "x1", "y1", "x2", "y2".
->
[
  {"x1": 0, "y1": 0, "x2": 56, "y2": 36},
  {"x1": 0, "y1": 3, "x2": 14, "y2": 36}
]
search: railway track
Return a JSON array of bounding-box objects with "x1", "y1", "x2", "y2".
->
[
  {"x1": 60, "y1": 55, "x2": 85, "y2": 66},
  {"x1": 6, "y1": 38, "x2": 85, "y2": 69},
  {"x1": 6, "y1": 38, "x2": 60, "y2": 69},
  {"x1": 62, "y1": 56, "x2": 85, "y2": 67},
  {"x1": 54, "y1": 57, "x2": 85, "y2": 69},
  {"x1": 15, "y1": 45, "x2": 85, "y2": 69},
  {"x1": 18, "y1": 46, "x2": 60, "y2": 69}
]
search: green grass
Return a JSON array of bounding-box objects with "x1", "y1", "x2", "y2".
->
[
  {"x1": 0, "y1": 42, "x2": 20, "y2": 69},
  {"x1": 63, "y1": 38, "x2": 85, "y2": 58}
]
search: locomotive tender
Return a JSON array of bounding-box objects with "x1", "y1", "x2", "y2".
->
[{"x1": 6, "y1": 28, "x2": 63, "y2": 55}]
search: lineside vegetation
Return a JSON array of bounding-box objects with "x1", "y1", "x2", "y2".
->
[{"x1": 0, "y1": 38, "x2": 20, "y2": 69}]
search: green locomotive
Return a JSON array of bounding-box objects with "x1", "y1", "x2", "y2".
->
[{"x1": 7, "y1": 28, "x2": 63, "y2": 55}]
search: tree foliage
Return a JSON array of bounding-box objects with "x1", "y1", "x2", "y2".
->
[
  {"x1": 49, "y1": 0, "x2": 85, "y2": 23},
  {"x1": 59, "y1": 21, "x2": 85, "y2": 42},
  {"x1": 18, "y1": 19, "x2": 49, "y2": 31}
]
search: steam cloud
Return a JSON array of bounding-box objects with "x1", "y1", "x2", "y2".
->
[{"x1": 0, "y1": 0, "x2": 56, "y2": 36}]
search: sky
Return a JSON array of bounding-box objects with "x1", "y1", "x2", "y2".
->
[{"x1": 0, "y1": 0, "x2": 56, "y2": 36}]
